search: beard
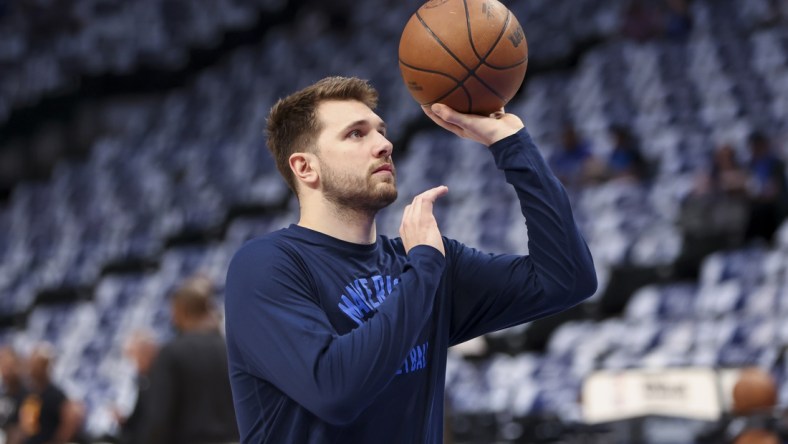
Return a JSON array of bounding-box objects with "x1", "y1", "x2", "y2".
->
[{"x1": 320, "y1": 159, "x2": 398, "y2": 213}]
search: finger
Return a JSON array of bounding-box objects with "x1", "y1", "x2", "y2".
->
[
  {"x1": 403, "y1": 203, "x2": 413, "y2": 221},
  {"x1": 412, "y1": 194, "x2": 423, "y2": 226},
  {"x1": 399, "y1": 204, "x2": 411, "y2": 235},
  {"x1": 415, "y1": 185, "x2": 449, "y2": 204},
  {"x1": 421, "y1": 105, "x2": 466, "y2": 137},
  {"x1": 415, "y1": 186, "x2": 447, "y2": 217},
  {"x1": 490, "y1": 108, "x2": 506, "y2": 119}
]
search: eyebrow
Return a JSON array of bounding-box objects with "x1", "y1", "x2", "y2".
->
[{"x1": 339, "y1": 119, "x2": 387, "y2": 135}]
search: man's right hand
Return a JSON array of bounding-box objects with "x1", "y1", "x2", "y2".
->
[
  {"x1": 422, "y1": 104, "x2": 524, "y2": 146},
  {"x1": 399, "y1": 186, "x2": 449, "y2": 256}
]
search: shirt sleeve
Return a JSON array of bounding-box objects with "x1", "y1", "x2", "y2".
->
[
  {"x1": 448, "y1": 128, "x2": 597, "y2": 345},
  {"x1": 224, "y1": 242, "x2": 445, "y2": 426}
]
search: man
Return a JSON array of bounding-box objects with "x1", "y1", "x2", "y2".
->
[
  {"x1": 138, "y1": 276, "x2": 239, "y2": 444},
  {"x1": 18, "y1": 344, "x2": 84, "y2": 444},
  {"x1": 696, "y1": 367, "x2": 786, "y2": 444},
  {"x1": 225, "y1": 77, "x2": 597, "y2": 443},
  {"x1": 0, "y1": 346, "x2": 27, "y2": 444},
  {"x1": 548, "y1": 122, "x2": 597, "y2": 188},
  {"x1": 745, "y1": 131, "x2": 788, "y2": 242},
  {"x1": 114, "y1": 330, "x2": 158, "y2": 444}
]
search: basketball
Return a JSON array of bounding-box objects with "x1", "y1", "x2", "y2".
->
[
  {"x1": 398, "y1": 0, "x2": 528, "y2": 115},
  {"x1": 732, "y1": 367, "x2": 777, "y2": 415}
]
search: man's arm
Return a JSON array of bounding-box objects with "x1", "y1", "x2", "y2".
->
[
  {"x1": 225, "y1": 187, "x2": 447, "y2": 426},
  {"x1": 422, "y1": 104, "x2": 597, "y2": 344}
]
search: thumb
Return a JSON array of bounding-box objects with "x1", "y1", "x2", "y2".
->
[{"x1": 418, "y1": 185, "x2": 449, "y2": 204}]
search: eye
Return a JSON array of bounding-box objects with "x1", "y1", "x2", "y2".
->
[{"x1": 348, "y1": 129, "x2": 362, "y2": 139}]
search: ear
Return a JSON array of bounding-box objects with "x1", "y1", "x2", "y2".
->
[{"x1": 289, "y1": 152, "x2": 320, "y2": 190}]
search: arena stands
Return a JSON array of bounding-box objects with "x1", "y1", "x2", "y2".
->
[{"x1": 0, "y1": 0, "x2": 787, "y2": 442}]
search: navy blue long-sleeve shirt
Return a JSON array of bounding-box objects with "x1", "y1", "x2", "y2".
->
[{"x1": 224, "y1": 128, "x2": 597, "y2": 443}]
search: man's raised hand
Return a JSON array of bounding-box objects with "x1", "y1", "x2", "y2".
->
[{"x1": 399, "y1": 186, "x2": 449, "y2": 256}]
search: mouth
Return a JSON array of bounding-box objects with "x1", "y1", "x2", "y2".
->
[{"x1": 372, "y1": 164, "x2": 394, "y2": 175}]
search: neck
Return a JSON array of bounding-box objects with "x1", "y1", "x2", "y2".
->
[
  {"x1": 298, "y1": 197, "x2": 378, "y2": 244},
  {"x1": 179, "y1": 316, "x2": 217, "y2": 333},
  {"x1": 33, "y1": 378, "x2": 50, "y2": 392}
]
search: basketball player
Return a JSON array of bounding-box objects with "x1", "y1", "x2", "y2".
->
[{"x1": 225, "y1": 76, "x2": 597, "y2": 443}]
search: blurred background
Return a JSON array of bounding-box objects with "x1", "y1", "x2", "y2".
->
[{"x1": 0, "y1": 0, "x2": 786, "y2": 442}]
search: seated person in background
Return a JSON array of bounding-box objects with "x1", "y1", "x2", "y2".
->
[
  {"x1": 19, "y1": 344, "x2": 85, "y2": 444},
  {"x1": 690, "y1": 143, "x2": 750, "y2": 200},
  {"x1": 709, "y1": 144, "x2": 750, "y2": 196},
  {"x1": 605, "y1": 124, "x2": 649, "y2": 183},
  {"x1": 663, "y1": 0, "x2": 693, "y2": 40},
  {"x1": 730, "y1": 368, "x2": 783, "y2": 444},
  {"x1": 674, "y1": 143, "x2": 751, "y2": 278},
  {"x1": 548, "y1": 122, "x2": 597, "y2": 189},
  {"x1": 620, "y1": 0, "x2": 663, "y2": 41},
  {"x1": 0, "y1": 346, "x2": 28, "y2": 444},
  {"x1": 696, "y1": 367, "x2": 785, "y2": 444},
  {"x1": 744, "y1": 131, "x2": 788, "y2": 243}
]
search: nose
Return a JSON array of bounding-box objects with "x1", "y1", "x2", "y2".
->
[{"x1": 373, "y1": 132, "x2": 394, "y2": 158}]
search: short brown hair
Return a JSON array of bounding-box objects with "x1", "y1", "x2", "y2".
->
[
  {"x1": 265, "y1": 77, "x2": 379, "y2": 195},
  {"x1": 171, "y1": 276, "x2": 214, "y2": 318}
]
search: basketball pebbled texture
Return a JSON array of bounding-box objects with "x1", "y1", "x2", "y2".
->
[{"x1": 399, "y1": 0, "x2": 528, "y2": 115}]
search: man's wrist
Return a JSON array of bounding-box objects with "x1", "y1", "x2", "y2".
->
[{"x1": 483, "y1": 116, "x2": 525, "y2": 146}]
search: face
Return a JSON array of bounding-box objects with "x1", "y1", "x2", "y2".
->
[
  {"x1": 562, "y1": 126, "x2": 578, "y2": 150},
  {"x1": 715, "y1": 145, "x2": 736, "y2": 168},
  {"x1": 171, "y1": 300, "x2": 185, "y2": 332},
  {"x1": 312, "y1": 100, "x2": 397, "y2": 212},
  {"x1": 0, "y1": 348, "x2": 19, "y2": 381},
  {"x1": 28, "y1": 351, "x2": 49, "y2": 385}
]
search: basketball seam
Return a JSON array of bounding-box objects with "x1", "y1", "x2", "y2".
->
[
  {"x1": 400, "y1": 59, "x2": 469, "y2": 111},
  {"x1": 399, "y1": 59, "x2": 462, "y2": 83},
  {"x1": 483, "y1": 56, "x2": 528, "y2": 70},
  {"x1": 463, "y1": 0, "x2": 484, "y2": 62},
  {"x1": 429, "y1": 72, "x2": 474, "y2": 112},
  {"x1": 415, "y1": 11, "x2": 473, "y2": 72},
  {"x1": 469, "y1": 8, "x2": 513, "y2": 99},
  {"x1": 416, "y1": 10, "x2": 506, "y2": 103},
  {"x1": 460, "y1": 0, "x2": 515, "y2": 99}
]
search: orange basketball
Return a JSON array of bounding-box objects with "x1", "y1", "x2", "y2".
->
[
  {"x1": 398, "y1": 0, "x2": 528, "y2": 115},
  {"x1": 732, "y1": 367, "x2": 777, "y2": 415}
]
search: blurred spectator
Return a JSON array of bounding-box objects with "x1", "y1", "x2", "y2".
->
[
  {"x1": 674, "y1": 144, "x2": 751, "y2": 278},
  {"x1": 694, "y1": 144, "x2": 749, "y2": 197},
  {"x1": 697, "y1": 367, "x2": 785, "y2": 444},
  {"x1": 620, "y1": 0, "x2": 663, "y2": 41},
  {"x1": 137, "y1": 275, "x2": 238, "y2": 444},
  {"x1": 604, "y1": 124, "x2": 650, "y2": 183},
  {"x1": 620, "y1": 0, "x2": 693, "y2": 42},
  {"x1": 18, "y1": 344, "x2": 85, "y2": 444},
  {"x1": 0, "y1": 346, "x2": 27, "y2": 444},
  {"x1": 744, "y1": 131, "x2": 788, "y2": 243},
  {"x1": 729, "y1": 368, "x2": 784, "y2": 443},
  {"x1": 549, "y1": 123, "x2": 597, "y2": 189},
  {"x1": 663, "y1": 0, "x2": 693, "y2": 40},
  {"x1": 114, "y1": 331, "x2": 159, "y2": 444}
]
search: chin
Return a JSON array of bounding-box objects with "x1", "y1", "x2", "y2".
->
[{"x1": 373, "y1": 188, "x2": 398, "y2": 210}]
